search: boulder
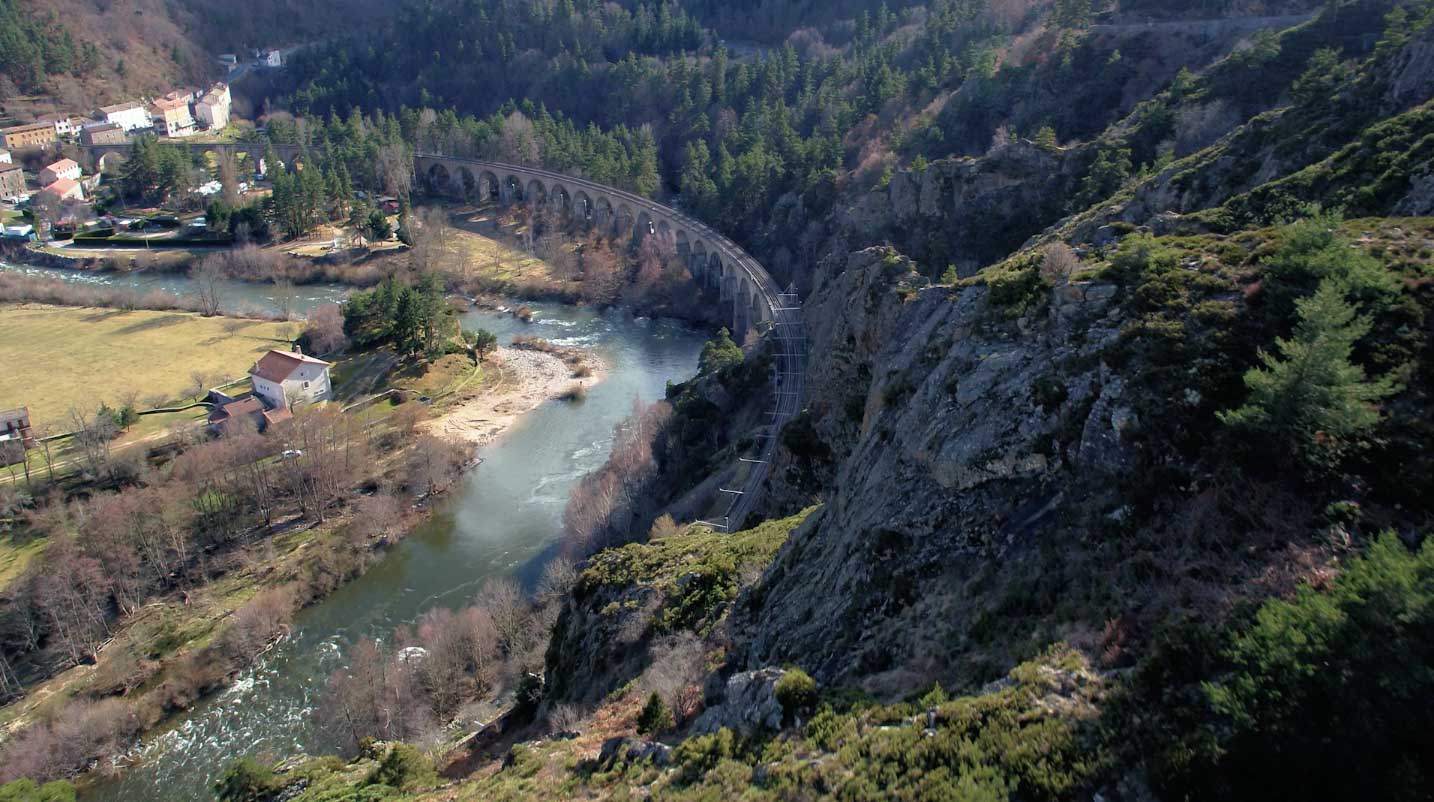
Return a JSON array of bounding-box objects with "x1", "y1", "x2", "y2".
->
[{"x1": 691, "y1": 667, "x2": 786, "y2": 735}]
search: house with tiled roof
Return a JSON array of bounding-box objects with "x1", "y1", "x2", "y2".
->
[
  {"x1": 80, "y1": 122, "x2": 127, "y2": 145},
  {"x1": 150, "y1": 96, "x2": 196, "y2": 138},
  {"x1": 98, "y1": 100, "x2": 151, "y2": 132},
  {"x1": 249, "y1": 347, "x2": 331, "y2": 410},
  {"x1": 195, "y1": 83, "x2": 231, "y2": 130},
  {"x1": 39, "y1": 177, "x2": 83, "y2": 202},
  {"x1": 38, "y1": 158, "x2": 80, "y2": 186}
]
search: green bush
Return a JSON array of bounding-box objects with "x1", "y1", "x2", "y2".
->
[
  {"x1": 1127, "y1": 532, "x2": 1434, "y2": 801},
  {"x1": 366, "y1": 743, "x2": 435, "y2": 791},
  {"x1": 636, "y1": 692, "x2": 674, "y2": 735},
  {"x1": 985, "y1": 265, "x2": 1049, "y2": 318},
  {"x1": 213, "y1": 757, "x2": 281, "y2": 802},
  {"x1": 698, "y1": 327, "x2": 743, "y2": 376},
  {"x1": 774, "y1": 669, "x2": 818, "y2": 719},
  {"x1": 0, "y1": 780, "x2": 74, "y2": 802},
  {"x1": 672, "y1": 727, "x2": 735, "y2": 782}
]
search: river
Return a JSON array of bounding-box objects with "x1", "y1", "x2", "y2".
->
[
  {"x1": 0, "y1": 262, "x2": 707, "y2": 801},
  {"x1": 0, "y1": 260, "x2": 352, "y2": 318}
]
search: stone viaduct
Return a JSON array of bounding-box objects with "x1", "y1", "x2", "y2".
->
[
  {"x1": 414, "y1": 154, "x2": 785, "y2": 337},
  {"x1": 413, "y1": 155, "x2": 804, "y2": 530},
  {"x1": 75, "y1": 144, "x2": 805, "y2": 529},
  {"x1": 78, "y1": 141, "x2": 304, "y2": 175}
]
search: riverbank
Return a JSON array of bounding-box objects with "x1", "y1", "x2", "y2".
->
[
  {"x1": 0, "y1": 324, "x2": 599, "y2": 787},
  {"x1": 424, "y1": 345, "x2": 603, "y2": 445}
]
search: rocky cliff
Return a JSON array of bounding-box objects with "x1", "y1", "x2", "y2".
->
[{"x1": 734, "y1": 246, "x2": 1135, "y2": 692}]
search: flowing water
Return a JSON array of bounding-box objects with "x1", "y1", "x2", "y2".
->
[
  {"x1": 0, "y1": 260, "x2": 352, "y2": 318},
  {"x1": 1, "y1": 262, "x2": 706, "y2": 801}
]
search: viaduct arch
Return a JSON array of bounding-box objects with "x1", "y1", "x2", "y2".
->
[
  {"x1": 414, "y1": 154, "x2": 805, "y2": 531},
  {"x1": 415, "y1": 154, "x2": 788, "y2": 337},
  {"x1": 78, "y1": 142, "x2": 305, "y2": 175},
  {"x1": 73, "y1": 143, "x2": 805, "y2": 529}
]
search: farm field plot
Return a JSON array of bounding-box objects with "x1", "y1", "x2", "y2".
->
[{"x1": 0, "y1": 304, "x2": 292, "y2": 427}]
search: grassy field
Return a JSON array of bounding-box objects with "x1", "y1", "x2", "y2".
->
[
  {"x1": 0, "y1": 304, "x2": 293, "y2": 427},
  {"x1": 446, "y1": 204, "x2": 577, "y2": 293}
]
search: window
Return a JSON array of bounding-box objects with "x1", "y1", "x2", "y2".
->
[{"x1": 303, "y1": 381, "x2": 310, "y2": 389}]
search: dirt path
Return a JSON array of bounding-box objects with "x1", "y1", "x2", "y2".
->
[{"x1": 422, "y1": 346, "x2": 602, "y2": 445}]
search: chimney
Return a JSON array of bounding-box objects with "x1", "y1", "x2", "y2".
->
[{"x1": 292, "y1": 343, "x2": 302, "y2": 355}]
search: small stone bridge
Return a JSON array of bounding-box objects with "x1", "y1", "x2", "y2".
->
[{"x1": 78, "y1": 141, "x2": 304, "y2": 174}]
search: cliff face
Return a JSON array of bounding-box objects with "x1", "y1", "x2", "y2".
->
[
  {"x1": 809, "y1": 143, "x2": 1091, "y2": 280},
  {"x1": 736, "y1": 248, "x2": 1132, "y2": 691},
  {"x1": 1061, "y1": 22, "x2": 1434, "y2": 245}
]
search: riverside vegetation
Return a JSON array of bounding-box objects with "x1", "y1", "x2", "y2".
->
[{"x1": 5, "y1": 0, "x2": 1434, "y2": 800}]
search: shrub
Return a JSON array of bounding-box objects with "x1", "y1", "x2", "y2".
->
[
  {"x1": 366, "y1": 744, "x2": 435, "y2": 791},
  {"x1": 213, "y1": 758, "x2": 281, "y2": 802},
  {"x1": 0, "y1": 780, "x2": 75, "y2": 802},
  {"x1": 775, "y1": 669, "x2": 818, "y2": 719},
  {"x1": 985, "y1": 265, "x2": 1048, "y2": 318},
  {"x1": 698, "y1": 328, "x2": 743, "y2": 375},
  {"x1": 1133, "y1": 532, "x2": 1434, "y2": 801},
  {"x1": 672, "y1": 728, "x2": 735, "y2": 782},
  {"x1": 636, "y1": 692, "x2": 674, "y2": 735}
]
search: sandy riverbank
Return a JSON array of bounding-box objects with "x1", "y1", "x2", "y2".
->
[{"x1": 424, "y1": 345, "x2": 603, "y2": 445}]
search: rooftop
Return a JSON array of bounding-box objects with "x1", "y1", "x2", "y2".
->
[
  {"x1": 99, "y1": 100, "x2": 144, "y2": 114},
  {"x1": 250, "y1": 349, "x2": 330, "y2": 383},
  {"x1": 209, "y1": 395, "x2": 264, "y2": 423},
  {"x1": 41, "y1": 177, "x2": 79, "y2": 195},
  {"x1": 44, "y1": 158, "x2": 78, "y2": 173},
  {"x1": 152, "y1": 96, "x2": 190, "y2": 112},
  {"x1": 2, "y1": 122, "x2": 51, "y2": 134},
  {"x1": 0, "y1": 163, "x2": 22, "y2": 174}
]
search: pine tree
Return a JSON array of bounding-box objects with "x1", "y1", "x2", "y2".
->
[
  {"x1": 1219, "y1": 281, "x2": 1396, "y2": 472},
  {"x1": 636, "y1": 692, "x2": 673, "y2": 735}
]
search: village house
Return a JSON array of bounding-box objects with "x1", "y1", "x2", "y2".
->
[
  {"x1": 38, "y1": 114, "x2": 83, "y2": 139},
  {"x1": 0, "y1": 163, "x2": 26, "y2": 200},
  {"x1": 1, "y1": 123, "x2": 55, "y2": 151},
  {"x1": 40, "y1": 177, "x2": 84, "y2": 202},
  {"x1": 151, "y1": 96, "x2": 197, "y2": 138},
  {"x1": 0, "y1": 408, "x2": 35, "y2": 449},
  {"x1": 38, "y1": 158, "x2": 80, "y2": 186},
  {"x1": 80, "y1": 122, "x2": 127, "y2": 146},
  {"x1": 194, "y1": 83, "x2": 232, "y2": 130},
  {"x1": 249, "y1": 347, "x2": 332, "y2": 410},
  {"x1": 206, "y1": 394, "x2": 292, "y2": 432},
  {"x1": 99, "y1": 100, "x2": 151, "y2": 132}
]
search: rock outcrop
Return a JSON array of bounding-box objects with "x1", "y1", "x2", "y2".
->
[
  {"x1": 690, "y1": 668, "x2": 787, "y2": 735},
  {"x1": 736, "y1": 247, "x2": 1129, "y2": 692}
]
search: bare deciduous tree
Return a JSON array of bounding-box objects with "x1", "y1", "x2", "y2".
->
[
  {"x1": 1040, "y1": 243, "x2": 1080, "y2": 284},
  {"x1": 191, "y1": 256, "x2": 227, "y2": 316},
  {"x1": 271, "y1": 277, "x2": 297, "y2": 320},
  {"x1": 303, "y1": 302, "x2": 348, "y2": 355}
]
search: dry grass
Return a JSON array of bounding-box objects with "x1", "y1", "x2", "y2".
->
[
  {"x1": 0, "y1": 536, "x2": 49, "y2": 596},
  {"x1": 0, "y1": 304, "x2": 292, "y2": 427}
]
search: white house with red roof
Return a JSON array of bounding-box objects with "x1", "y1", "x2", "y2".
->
[
  {"x1": 37, "y1": 158, "x2": 80, "y2": 186},
  {"x1": 249, "y1": 347, "x2": 332, "y2": 410}
]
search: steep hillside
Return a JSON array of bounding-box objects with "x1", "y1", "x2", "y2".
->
[{"x1": 0, "y1": 0, "x2": 388, "y2": 111}]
